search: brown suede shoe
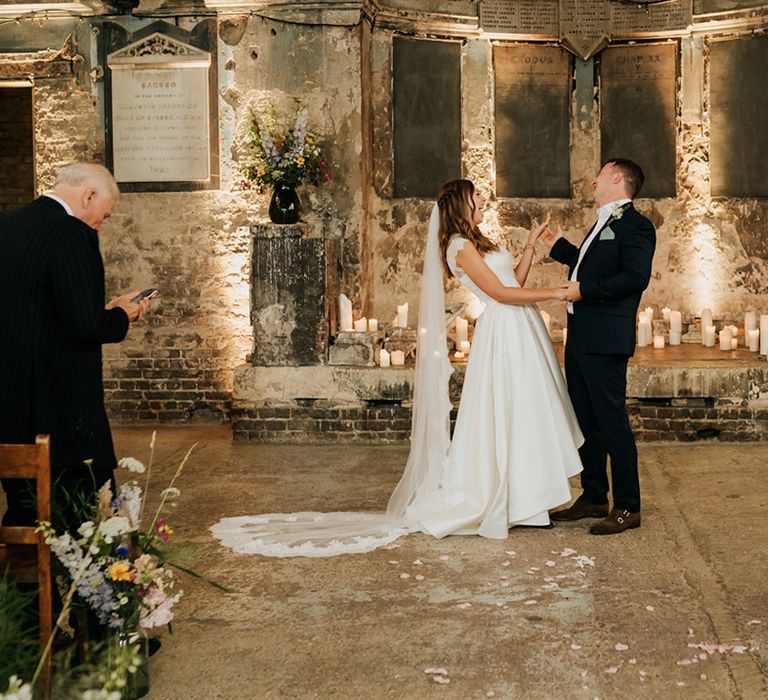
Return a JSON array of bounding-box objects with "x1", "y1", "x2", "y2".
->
[
  {"x1": 550, "y1": 496, "x2": 609, "y2": 521},
  {"x1": 589, "y1": 508, "x2": 641, "y2": 535}
]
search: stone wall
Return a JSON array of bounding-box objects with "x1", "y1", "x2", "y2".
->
[{"x1": 0, "y1": 87, "x2": 34, "y2": 215}]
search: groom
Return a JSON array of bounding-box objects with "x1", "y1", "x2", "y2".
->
[{"x1": 541, "y1": 158, "x2": 656, "y2": 535}]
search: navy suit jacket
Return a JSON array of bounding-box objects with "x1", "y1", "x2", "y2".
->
[
  {"x1": 549, "y1": 203, "x2": 656, "y2": 356},
  {"x1": 0, "y1": 196, "x2": 129, "y2": 475}
]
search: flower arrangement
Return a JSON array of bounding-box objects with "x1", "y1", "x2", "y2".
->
[
  {"x1": 0, "y1": 434, "x2": 224, "y2": 699},
  {"x1": 240, "y1": 102, "x2": 332, "y2": 192}
]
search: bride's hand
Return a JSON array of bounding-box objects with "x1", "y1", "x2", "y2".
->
[
  {"x1": 528, "y1": 213, "x2": 551, "y2": 247},
  {"x1": 553, "y1": 285, "x2": 570, "y2": 301}
]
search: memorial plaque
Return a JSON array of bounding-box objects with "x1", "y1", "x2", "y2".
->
[
  {"x1": 710, "y1": 35, "x2": 768, "y2": 197},
  {"x1": 611, "y1": 0, "x2": 692, "y2": 34},
  {"x1": 560, "y1": 0, "x2": 610, "y2": 60},
  {"x1": 480, "y1": 0, "x2": 559, "y2": 35},
  {"x1": 393, "y1": 37, "x2": 461, "y2": 199},
  {"x1": 495, "y1": 45, "x2": 571, "y2": 198},
  {"x1": 108, "y1": 33, "x2": 210, "y2": 183},
  {"x1": 600, "y1": 44, "x2": 676, "y2": 198}
]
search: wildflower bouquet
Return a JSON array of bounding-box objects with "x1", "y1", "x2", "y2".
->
[{"x1": 240, "y1": 102, "x2": 332, "y2": 192}]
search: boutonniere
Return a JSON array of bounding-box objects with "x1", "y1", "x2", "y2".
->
[{"x1": 608, "y1": 203, "x2": 630, "y2": 222}]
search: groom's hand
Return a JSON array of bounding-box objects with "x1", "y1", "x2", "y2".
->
[
  {"x1": 538, "y1": 226, "x2": 563, "y2": 251},
  {"x1": 563, "y1": 281, "x2": 582, "y2": 302}
]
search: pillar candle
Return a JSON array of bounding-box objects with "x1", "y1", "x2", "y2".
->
[
  {"x1": 701, "y1": 308, "x2": 713, "y2": 345},
  {"x1": 670, "y1": 310, "x2": 682, "y2": 333},
  {"x1": 339, "y1": 294, "x2": 353, "y2": 332},
  {"x1": 761, "y1": 315, "x2": 768, "y2": 356},
  {"x1": 653, "y1": 335, "x2": 665, "y2": 349},
  {"x1": 396, "y1": 303, "x2": 409, "y2": 328},
  {"x1": 745, "y1": 311, "x2": 757, "y2": 338},
  {"x1": 455, "y1": 317, "x2": 468, "y2": 345},
  {"x1": 368, "y1": 318, "x2": 378, "y2": 332},
  {"x1": 669, "y1": 330, "x2": 682, "y2": 346},
  {"x1": 459, "y1": 340, "x2": 471, "y2": 354},
  {"x1": 731, "y1": 336, "x2": 738, "y2": 350},
  {"x1": 540, "y1": 310, "x2": 551, "y2": 336},
  {"x1": 379, "y1": 348, "x2": 390, "y2": 367},
  {"x1": 704, "y1": 325, "x2": 716, "y2": 348},
  {"x1": 391, "y1": 350, "x2": 405, "y2": 366},
  {"x1": 354, "y1": 317, "x2": 367, "y2": 332},
  {"x1": 719, "y1": 327, "x2": 732, "y2": 351},
  {"x1": 662, "y1": 307, "x2": 671, "y2": 321},
  {"x1": 637, "y1": 312, "x2": 651, "y2": 347},
  {"x1": 748, "y1": 329, "x2": 760, "y2": 352},
  {"x1": 644, "y1": 306, "x2": 654, "y2": 321}
]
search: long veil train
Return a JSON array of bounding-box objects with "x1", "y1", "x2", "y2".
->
[{"x1": 210, "y1": 204, "x2": 452, "y2": 556}]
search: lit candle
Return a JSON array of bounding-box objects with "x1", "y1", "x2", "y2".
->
[
  {"x1": 455, "y1": 317, "x2": 468, "y2": 346},
  {"x1": 662, "y1": 307, "x2": 671, "y2": 321},
  {"x1": 459, "y1": 340, "x2": 471, "y2": 354},
  {"x1": 540, "y1": 310, "x2": 551, "y2": 336},
  {"x1": 339, "y1": 294, "x2": 353, "y2": 332},
  {"x1": 761, "y1": 315, "x2": 768, "y2": 356},
  {"x1": 368, "y1": 318, "x2": 378, "y2": 332},
  {"x1": 454, "y1": 351, "x2": 465, "y2": 359},
  {"x1": 719, "y1": 327, "x2": 732, "y2": 351},
  {"x1": 637, "y1": 312, "x2": 651, "y2": 347},
  {"x1": 397, "y1": 303, "x2": 409, "y2": 328},
  {"x1": 701, "y1": 309, "x2": 713, "y2": 345},
  {"x1": 670, "y1": 310, "x2": 682, "y2": 333},
  {"x1": 354, "y1": 317, "x2": 367, "y2": 332},
  {"x1": 704, "y1": 325, "x2": 716, "y2": 348},
  {"x1": 379, "y1": 348, "x2": 390, "y2": 367},
  {"x1": 745, "y1": 311, "x2": 757, "y2": 338},
  {"x1": 653, "y1": 335, "x2": 665, "y2": 349},
  {"x1": 391, "y1": 350, "x2": 405, "y2": 366},
  {"x1": 644, "y1": 306, "x2": 654, "y2": 321},
  {"x1": 731, "y1": 336, "x2": 738, "y2": 350},
  {"x1": 748, "y1": 329, "x2": 760, "y2": 352}
]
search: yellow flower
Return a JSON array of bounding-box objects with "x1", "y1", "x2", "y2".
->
[
  {"x1": 306, "y1": 136, "x2": 314, "y2": 144},
  {"x1": 108, "y1": 561, "x2": 133, "y2": 582},
  {"x1": 296, "y1": 157, "x2": 305, "y2": 167}
]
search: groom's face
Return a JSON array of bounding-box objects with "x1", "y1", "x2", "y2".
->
[{"x1": 592, "y1": 163, "x2": 622, "y2": 205}]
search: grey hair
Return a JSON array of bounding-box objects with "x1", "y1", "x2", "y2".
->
[{"x1": 55, "y1": 163, "x2": 119, "y2": 199}]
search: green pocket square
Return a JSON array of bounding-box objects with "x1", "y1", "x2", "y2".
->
[{"x1": 599, "y1": 227, "x2": 615, "y2": 241}]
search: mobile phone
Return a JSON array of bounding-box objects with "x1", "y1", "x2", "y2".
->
[{"x1": 131, "y1": 288, "x2": 158, "y2": 303}]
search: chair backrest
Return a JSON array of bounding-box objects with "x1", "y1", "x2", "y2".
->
[{"x1": 0, "y1": 435, "x2": 52, "y2": 699}]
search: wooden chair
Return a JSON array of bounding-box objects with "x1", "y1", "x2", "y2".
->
[{"x1": 0, "y1": 435, "x2": 53, "y2": 698}]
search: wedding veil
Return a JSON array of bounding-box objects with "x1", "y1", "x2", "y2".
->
[{"x1": 210, "y1": 204, "x2": 452, "y2": 556}]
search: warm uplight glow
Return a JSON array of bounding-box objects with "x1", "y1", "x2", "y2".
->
[{"x1": 688, "y1": 222, "x2": 727, "y2": 315}]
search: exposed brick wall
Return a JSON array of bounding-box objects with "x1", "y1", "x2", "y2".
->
[
  {"x1": 233, "y1": 397, "x2": 768, "y2": 443},
  {"x1": 0, "y1": 87, "x2": 34, "y2": 215}
]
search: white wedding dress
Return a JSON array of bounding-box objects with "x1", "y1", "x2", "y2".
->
[{"x1": 211, "y1": 206, "x2": 584, "y2": 557}]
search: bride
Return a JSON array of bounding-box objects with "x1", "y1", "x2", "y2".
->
[{"x1": 212, "y1": 180, "x2": 584, "y2": 556}]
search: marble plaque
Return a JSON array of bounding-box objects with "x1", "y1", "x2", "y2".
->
[
  {"x1": 559, "y1": 0, "x2": 610, "y2": 60},
  {"x1": 107, "y1": 33, "x2": 211, "y2": 183},
  {"x1": 611, "y1": 0, "x2": 692, "y2": 34},
  {"x1": 600, "y1": 43, "x2": 676, "y2": 198},
  {"x1": 480, "y1": 0, "x2": 559, "y2": 34},
  {"x1": 495, "y1": 45, "x2": 571, "y2": 198}
]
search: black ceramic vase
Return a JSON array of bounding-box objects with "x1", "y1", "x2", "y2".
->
[{"x1": 268, "y1": 183, "x2": 301, "y2": 224}]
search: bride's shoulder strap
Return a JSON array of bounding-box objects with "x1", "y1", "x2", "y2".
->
[{"x1": 446, "y1": 235, "x2": 470, "y2": 274}]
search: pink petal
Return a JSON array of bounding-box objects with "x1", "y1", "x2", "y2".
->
[
  {"x1": 412, "y1": 559, "x2": 423, "y2": 566},
  {"x1": 388, "y1": 560, "x2": 399, "y2": 565},
  {"x1": 570, "y1": 644, "x2": 582, "y2": 650},
  {"x1": 415, "y1": 574, "x2": 425, "y2": 581},
  {"x1": 560, "y1": 548, "x2": 577, "y2": 557},
  {"x1": 383, "y1": 544, "x2": 400, "y2": 550},
  {"x1": 605, "y1": 666, "x2": 618, "y2": 674},
  {"x1": 454, "y1": 602, "x2": 472, "y2": 609},
  {"x1": 424, "y1": 668, "x2": 448, "y2": 675},
  {"x1": 645, "y1": 605, "x2": 655, "y2": 612},
  {"x1": 439, "y1": 555, "x2": 450, "y2": 561},
  {"x1": 615, "y1": 643, "x2": 629, "y2": 651},
  {"x1": 545, "y1": 561, "x2": 556, "y2": 567},
  {"x1": 524, "y1": 599, "x2": 538, "y2": 605},
  {"x1": 432, "y1": 676, "x2": 450, "y2": 685},
  {"x1": 399, "y1": 573, "x2": 410, "y2": 579}
]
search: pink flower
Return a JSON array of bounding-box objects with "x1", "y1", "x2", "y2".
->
[{"x1": 139, "y1": 588, "x2": 177, "y2": 629}]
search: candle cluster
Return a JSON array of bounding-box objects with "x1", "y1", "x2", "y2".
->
[{"x1": 637, "y1": 305, "x2": 768, "y2": 356}]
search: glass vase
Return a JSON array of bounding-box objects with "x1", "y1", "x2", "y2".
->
[
  {"x1": 268, "y1": 183, "x2": 301, "y2": 224},
  {"x1": 120, "y1": 633, "x2": 150, "y2": 700}
]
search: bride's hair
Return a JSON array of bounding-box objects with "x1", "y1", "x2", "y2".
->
[{"x1": 437, "y1": 179, "x2": 499, "y2": 278}]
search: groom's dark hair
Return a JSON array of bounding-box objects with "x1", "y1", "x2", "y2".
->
[{"x1": 604, "y1": 158, "x2": 644, "y2": 199}]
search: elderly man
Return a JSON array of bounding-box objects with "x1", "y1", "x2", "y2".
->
[{"x1": 0, "y1": 163, "x2": 150, "y2": 529}]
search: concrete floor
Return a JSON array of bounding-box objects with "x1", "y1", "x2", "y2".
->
[{"x1": 105, "y1": 427, "x2": 768, "y2": 699}]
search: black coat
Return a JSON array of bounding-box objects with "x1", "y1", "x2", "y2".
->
[
  {"x1": 550, "y1": 203, "x2": 656, "y2": 356},
  {"x1": 0, "y1": 196, "x2": 129, "y2": 476}
]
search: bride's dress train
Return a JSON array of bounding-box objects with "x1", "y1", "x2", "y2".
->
[{"x1": 211, "y1": 206, "x2": 583, "y2": 557}]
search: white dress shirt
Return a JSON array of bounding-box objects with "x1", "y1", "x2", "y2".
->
[
  {"x1": 567, "y1": 198, "x2": 631, "y2": 314},
  {"x1": 43, "y1": 193, "x2": 74, "y2": 217}
]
